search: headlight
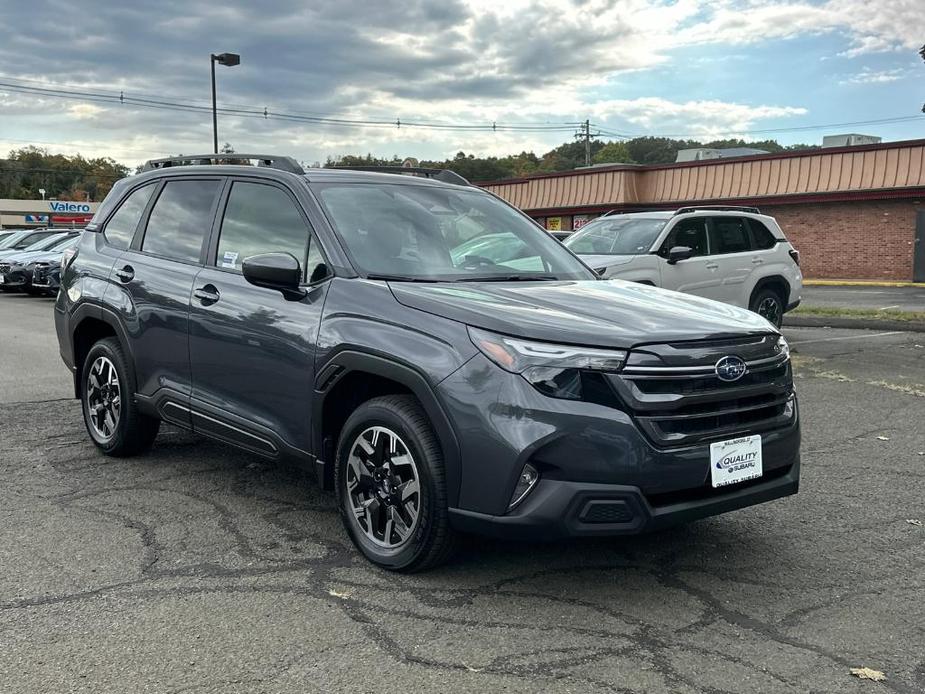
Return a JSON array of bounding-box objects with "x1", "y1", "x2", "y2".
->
[
  {"x1": 775, "y1": 335, "x2": 790, "y2": 360},
  {"x1": 468, "y1": 327, "x2": 627, "y2": 400}
]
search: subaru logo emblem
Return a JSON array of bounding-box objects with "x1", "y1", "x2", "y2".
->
[{"x1": 715, "y1": 355, "x2": 747, "y2": 382}]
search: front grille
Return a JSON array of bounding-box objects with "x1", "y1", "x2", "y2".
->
[
  {"x1": 32, "y1": 264, "x2": 51, "y2": 285},
  {"x1": 608, "y1": 337, "x2": 794, "y2": 447},
  {"x1": 0, "y1": 263, "x2": 10, "y2": 275}
]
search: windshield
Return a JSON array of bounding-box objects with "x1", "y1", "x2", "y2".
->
[
  {"x1": 565, "y1": 217, "x2": 667, "y2": 255},
  {"x1": 315, "y1": 182, "x2": 594, "y2": 281}
]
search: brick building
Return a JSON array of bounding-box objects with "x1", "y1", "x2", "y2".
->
[{"x1": 479, "y1": 139, "x2": 925, "y2": 282}]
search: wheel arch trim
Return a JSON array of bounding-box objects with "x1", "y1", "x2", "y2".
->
[{"x1": 312, "y1": 349, "x2": 462, "y2": 504}]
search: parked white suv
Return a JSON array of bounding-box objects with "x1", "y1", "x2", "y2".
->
[{"x1": 564, "y1": 206, "x2": 802, "y2": 326}]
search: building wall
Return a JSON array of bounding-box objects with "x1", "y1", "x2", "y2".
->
[{"x1": 766, "y1": 199, "x2": 920, "y2": 281}]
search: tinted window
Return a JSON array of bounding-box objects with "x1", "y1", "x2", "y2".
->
[
  {"x1": 104, "y1": 184, "x2": 155, "y2": 249},
  {"x1": 142, "y1": 180, "x2": 219, "y2": 263},
  {"x1": 709, "y1": 217, "x2": 752, "y2": 254},
  {"x1": 663, "y1": 219, "x2": 708, "y2": 257},
  {"x1": 316, "y1": 183, "x2": 592, "y2": 281},
  {"x1": 216, "y1": 182, "x2": 311, "y2": 276},
  {"x1": 748, "y1": 219, "x2": 778, "y2": 250}
]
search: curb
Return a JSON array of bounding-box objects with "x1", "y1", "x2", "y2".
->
[
  {"x1": 804, "y1": 280, "x2": 925, "y2": 288},
  {"x1": 784, "y1": 315, "x2": 925, "y2": 333}
]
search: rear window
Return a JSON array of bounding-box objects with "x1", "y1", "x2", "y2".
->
[
  {"x1": 141, "y1": 180, "x2": 220, "y2": 263},
  {"x1": 748, "y1": 219, "x2": 778, "y2": 250},
  {"x1": 104, "y1": 184, "x2": 156, "y2": 250},
  {"x1": 709, "y1": 217, "x2": 752, "y2": 254}
]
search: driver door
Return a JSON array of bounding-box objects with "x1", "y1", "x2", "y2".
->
[{"x1": 656, "y1": 218, "x2": 724, "y2": 300}]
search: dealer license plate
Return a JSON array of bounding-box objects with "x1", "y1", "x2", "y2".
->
[{"x1": 710, "y1": 434, "x2": 762, "y2": 488}]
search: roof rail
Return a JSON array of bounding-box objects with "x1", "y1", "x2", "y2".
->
[
  {"x1": 331, "y1": 166, "x2": 470, "y2": 186},
  {"x1": 674, "y1": 205, "x2": 761, "y2": 215},
  {"x1": 141, "y1": 153, "x2": 305, "y2": 175}
]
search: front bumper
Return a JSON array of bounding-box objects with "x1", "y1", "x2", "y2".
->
[
  {"x1": 438, "y1": 352, "x2": 801, "y2": 538},
  {"x1": 450, "y1": 456, "x2": 799, "y2": 540}
]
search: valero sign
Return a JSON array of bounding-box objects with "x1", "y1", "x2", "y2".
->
[{"x1": 49, "y1": 201, "x2": 92, "y2": 214}]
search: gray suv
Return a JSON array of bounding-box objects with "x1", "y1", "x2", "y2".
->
[{"x1": 55, "y1": 154, "x2": 800, "y2": 571}]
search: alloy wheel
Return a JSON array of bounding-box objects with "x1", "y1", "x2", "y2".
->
[
  {"x1": 86, "y1": 356, "x2": 121, "y2": 440},
  {"x1": 757, "y1": 295, "x2": 782, "y2": 325},
  {"x1": 345, "y1": 426, "x2": 421, "y2": 549}
]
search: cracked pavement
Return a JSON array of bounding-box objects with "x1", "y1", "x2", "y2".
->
[{"x1": 1, "y1": 296, "x2": 924, "y2": 693}]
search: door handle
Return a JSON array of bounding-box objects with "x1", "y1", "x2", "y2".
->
[
  {"x1": 706, "y1": 263, "x2": 719, "y2": 270},
  {"x1": 752, "y1": 258, "x2": 764, "y2": 265},
  {"x1": 194, "y1": 285, "x2": 220, "y2": 305},
  {"x1": 115, "y1": 265, "x2": 134, "y2": 283}
]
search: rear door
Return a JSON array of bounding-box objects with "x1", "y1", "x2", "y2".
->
[
  {"x1": 110, "y1": 177, "x2": 222, "y2": 421},
  {"x1": 705, "y1": 216, "x2": 755, "y2": 306},
  {"x1": 656, "y1": 217, "x2": 724, "y2": 299},
  {"x1": 188, "y1": 178, "x2": 330, "y2": 457}
]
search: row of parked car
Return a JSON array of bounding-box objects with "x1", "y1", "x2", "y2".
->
[{"x1": 0, "y1": 227, "x2": 83, "y2": 296}]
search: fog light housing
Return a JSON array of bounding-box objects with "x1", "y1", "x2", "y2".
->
[{"x1": 508, "y1": 463, "x2": 540, "y2": 511}]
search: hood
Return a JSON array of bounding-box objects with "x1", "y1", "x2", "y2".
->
[
  {"x1": 574, "y1": 254, "x2": 638, "y2": 270},
  {"x1": 1, "y1": 249, "x2": 57, "y2": 265},
  {"x1": 390, "y1": 279, "x2": 775, "y2": 349}
]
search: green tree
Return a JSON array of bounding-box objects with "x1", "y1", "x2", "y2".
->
[
  {"x1": 592, "y1": 141, "x2": 633, "y2": 165},
  {"x1": 0, "y1": 146, "x2": 128, "y2": 201}
]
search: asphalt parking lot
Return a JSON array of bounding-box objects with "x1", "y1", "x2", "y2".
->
[{"x1": 1, "y1": 295, "x2": 924, "y2": 693}]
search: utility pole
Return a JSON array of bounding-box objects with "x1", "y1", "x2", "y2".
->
[
  {"x1": 574, "y1": 120, "x2": 592, "y2": 167},
  {"x1": 583, "y1": 119, "x2": 591, "y2": 167}
]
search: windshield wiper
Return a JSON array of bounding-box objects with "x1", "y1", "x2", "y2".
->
[
  {"x1": 455, "y1": 274, "x2": 560, "y2": 282},
  {"x1": 365, "y1": 274, "x2": 442, "y2": 283}
]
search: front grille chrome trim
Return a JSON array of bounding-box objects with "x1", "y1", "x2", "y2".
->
[{"x1": 622, "y1": 353, "x2": 788, "y2": 376}]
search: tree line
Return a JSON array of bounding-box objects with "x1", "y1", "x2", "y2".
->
[
  {"x1": 0, "y1": 147, "x2": 128, "y2": 201},
  {"x1": 1, "y1": 136, "x2": 817, "y2": 201},
  {"x1": 326, "y1": 136, "x2": 816, "y2": 182}
]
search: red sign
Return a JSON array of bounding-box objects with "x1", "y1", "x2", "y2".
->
[{"x1": 51, "y1": 215, "x2": 94, "y2": 225}]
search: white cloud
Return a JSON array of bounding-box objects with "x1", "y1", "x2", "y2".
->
[
  {"x1": 68, "y1": 103, "x2": 106, "y2": 120},
  {"x1": 839, "y1": 67, "x2": 908, "y2": 85},
  {"x1": 590, "y1": 97, "x2": 808, "y2": 139}
]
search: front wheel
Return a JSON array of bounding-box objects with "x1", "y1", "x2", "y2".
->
[
  {"x1": 334, "y1": 395, "x2": 457, "y2": 572},
  {"x1": 81, "y1": 337, "x2": 160, "y2": 456},
  {"x1": 750, "y1": 288, "x2": 785, "y2": 328}
]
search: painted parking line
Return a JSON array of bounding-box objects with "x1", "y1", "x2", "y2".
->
[{"x1": 789, "y1": 331, "x2": 904, "y2": 345}]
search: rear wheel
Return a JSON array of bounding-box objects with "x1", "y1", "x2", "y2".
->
[
  {"x1": 750, "y1": 287, "x2": 785, "y2": 328},
  {"x1": 335, "y1": 395, "x2": 457, "y2": 572},
  {"x1": 81, "y1": 337, "x2": 159, "y2": 456}
]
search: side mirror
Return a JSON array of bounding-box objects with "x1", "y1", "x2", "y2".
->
[
  {"x1": 666, "y1": 246, "x2": 694, "y2": 264},
  {"x1": 242, "y1": 252, "x2": 306, "y2": 300}
]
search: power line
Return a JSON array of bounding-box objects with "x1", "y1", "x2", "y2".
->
[{"x1": 0, "y1": 80, "x2": 580, "y2": 134}]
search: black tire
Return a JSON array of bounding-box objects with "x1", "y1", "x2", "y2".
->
[
  {"x1": 80, "y1": 337, "x2": 160, "y2": 456},
  {"x1": 750, "y1": 287, "x2": 785, "y2": 328},
  {"x1": 334, "y1": 394, "x2": 457, "y2": 572}
]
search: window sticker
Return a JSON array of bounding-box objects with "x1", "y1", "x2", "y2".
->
[{"x1": 221, "y1": 250, "x2": 239, "y2": 268}]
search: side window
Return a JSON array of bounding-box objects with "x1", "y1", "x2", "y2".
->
[
  {"x1": 216, "y1": 182, "x2": 312, "y2": 277},
  {"x1": 663, "y1": 219, "x2": 708, "y2": 257},
  {"x1": 709, "y1": 217, "x2": 752, "y2": 255},
  {"x1": 747, "y1": 219, "x2": 778, "y2": 250},
  {"x1": 104, "y1": 184, "x2": 156, "y2": 250},
  {"x1": 141, "y1": 180, "x2": 220, "y2": 263}
]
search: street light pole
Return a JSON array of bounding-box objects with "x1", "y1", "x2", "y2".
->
[{"x1": 210, "y1": 52, "x2": 241, "y2": 154}]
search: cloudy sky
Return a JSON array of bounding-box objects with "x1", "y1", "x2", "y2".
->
[{"x1": 0, "y1": 0, "x2": 922, "y2": 167}]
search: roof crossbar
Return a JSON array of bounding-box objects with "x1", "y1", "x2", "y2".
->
[{"x1": 141, "y1": 154, "x2": 305, "y2": 175}]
